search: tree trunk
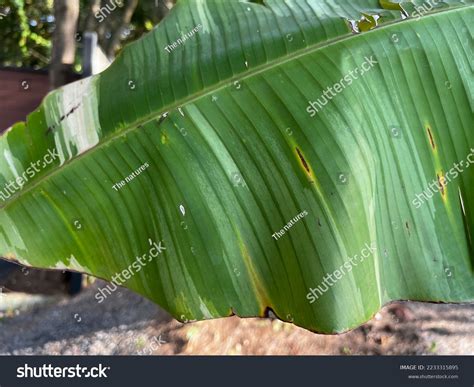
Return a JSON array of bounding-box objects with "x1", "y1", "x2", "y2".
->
[
  {"x1": 50, "y1": 0, "x2": 80, "y2": 89},
  {"x1": 83, "y1": 0, "x2": 101, "y2": 32},
  {"x1": 104, "y1": 0, "x2": 139, "y2": 59},
  {"x1": 156, "y1": 0, "x2": 175, "y2": 20}
]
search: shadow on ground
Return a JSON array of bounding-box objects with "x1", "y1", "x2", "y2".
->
[{"x1": 0, "y1": 281, "x2": 472, "y2": 355}]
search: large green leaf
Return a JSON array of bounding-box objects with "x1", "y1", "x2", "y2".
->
[{"x1": 0, "y1": 0, "x2": 473, "y2": 333}]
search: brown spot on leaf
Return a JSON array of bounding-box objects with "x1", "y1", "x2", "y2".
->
[
  {"x1": 426, "y1": 126, "x2": 436, "y2": 150},
  {"x1": 296, "y1": 147, "x2": 310, "y2": 174},
  {"x1": 45, "y1": 103, "x2": 81, "y2": 135}
]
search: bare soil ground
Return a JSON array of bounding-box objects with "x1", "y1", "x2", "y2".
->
[{"x1": 0, "y1": 281, "x2": 472, "y2": 355}]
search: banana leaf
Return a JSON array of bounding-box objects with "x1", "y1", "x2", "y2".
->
[{"x1": 0, "y1": 0, "x2": 473, "y2": 333}]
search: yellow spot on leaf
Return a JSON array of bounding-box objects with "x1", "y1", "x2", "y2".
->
[{"x1": 437, "y1": 172, "x2": 447, "y2": 199}]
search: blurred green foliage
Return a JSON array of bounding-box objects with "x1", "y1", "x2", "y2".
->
[
  {"x1": 0, "y1": 0, "x2": 171, "y2": 70},
  {"x1": 0, "y1": 0, "x2": 54, "y2": 68}
]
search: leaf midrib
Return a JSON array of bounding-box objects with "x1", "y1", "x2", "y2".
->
[{"x1": 1, "y1": 4, "x2": 471, "y2": 211}]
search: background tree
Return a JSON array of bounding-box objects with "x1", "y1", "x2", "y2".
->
[
  {"x1": 0, "y1": 0, "x2": 53, "y2": 69},
  {"x1": 50, "y1": 0, "x2": 79, "y2": 88},
  {"x1": 0, "y1": 0, "x2": 176, "y2": 75}
]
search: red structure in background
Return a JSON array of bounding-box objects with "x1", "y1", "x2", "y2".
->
[
  {"x1": 0, "y1": 67, "x2": 50, "y2": 133},
  {"x1": 0, "y1": 67, "x2": 83, "y2": 296}
]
